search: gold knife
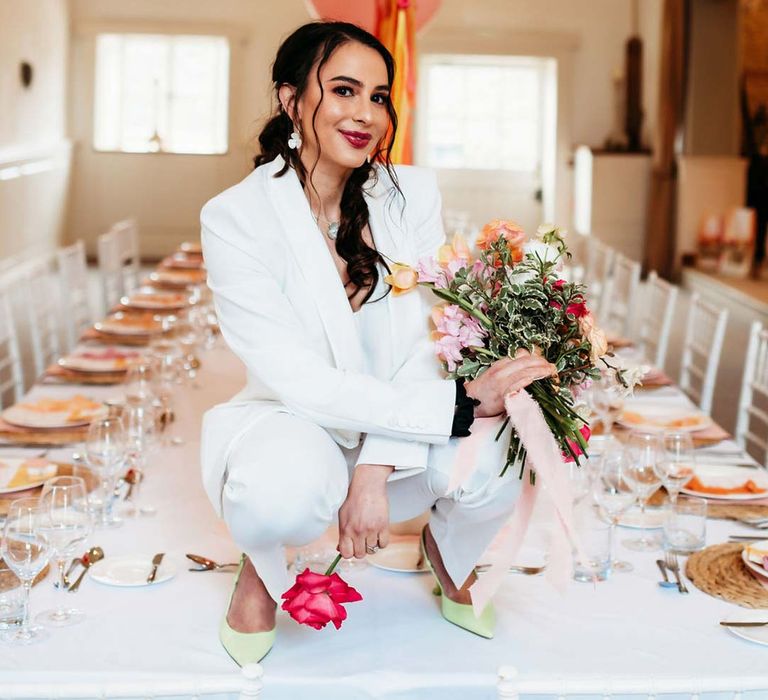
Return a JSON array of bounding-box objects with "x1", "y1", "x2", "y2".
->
[
  {"x1": 147, "y1": 552, "x2": 165, "y2": 584},
  {"x1": 720, "y1": 620, "x2": 768, "y2": 627}
]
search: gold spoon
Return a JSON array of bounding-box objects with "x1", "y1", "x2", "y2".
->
[{"x1": 68, "y1": 546, "x2": 105, "y2": 592}]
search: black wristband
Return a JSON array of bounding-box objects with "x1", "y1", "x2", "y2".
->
[{"x1": 451, "y1": 378, "x2": 481, "y2": 437}]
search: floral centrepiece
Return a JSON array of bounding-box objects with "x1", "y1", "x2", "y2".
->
[
  {"x1": 414, "y1": 222, "x2": 620, "y2": 476},
  {"x1": 281, "y1": 554, "x2": 362, "y2": 630}
]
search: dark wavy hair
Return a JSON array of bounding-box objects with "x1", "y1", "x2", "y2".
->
[{"x1": 254, "y1": 21, "x2": 401, "y2": 305}]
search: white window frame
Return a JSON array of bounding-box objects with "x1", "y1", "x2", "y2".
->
[
  {"x1": 416, "y1": 53, "x2": 553, "y2": 175},
  {"x1": 92, "y1": 31, "x2": 231, "y2": 156}
]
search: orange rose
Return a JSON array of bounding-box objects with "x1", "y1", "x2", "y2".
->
[
  {"x1": 384, "y1": 263, "x2": 419, "y2": 296},
  {"x1": 476, "y1": 220, "x2": 526, "y2": 251},
  {"x1": 437, "y1": 233, "x2": 471, "y2": 266}
]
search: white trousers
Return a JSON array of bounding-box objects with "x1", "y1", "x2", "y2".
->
[{"x1": 222, "y1": 412, "x2": 522, "y2": 604}]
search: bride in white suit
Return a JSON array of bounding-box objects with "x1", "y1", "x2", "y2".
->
[{"x1": 200, "y1": 21, "x2": 556, "y2": 665}]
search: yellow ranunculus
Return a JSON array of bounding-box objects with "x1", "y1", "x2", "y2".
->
[{"x1": 384, "y1": 263, "x2": 419, "y2": 296}]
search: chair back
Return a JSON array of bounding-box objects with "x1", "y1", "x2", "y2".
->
[
  {"x1": 736, "y1": 320, "x2": 768, "y2": 465},
  {"x1": 0, "y1": 281, "x2": 24, "y2": 409},
  {"x1": 636, "y1": 270, "x2": 678, "y2": 368},
  {"x1": 17, "y1": 257, "x2": 61, "y2": 379},
  {"x1": 97, "y1": 218, "x2": 140, "y2": 312},
  {"x1": 598, "y1": 252, "x2": 641, "y2": 337},
  {"x1": 56, "y1": 240, "x2": 92, "y2": 352},
  {"x1": 679, "y1": 292, "x2": 728, "y2": 414},
  {"x1": 583, "y1": 238, "x2": 615, "y2": 318}
]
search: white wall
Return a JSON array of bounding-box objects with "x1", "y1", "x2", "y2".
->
[
  {"x1": 65, "y1": 0, "x2": 663, "y2": 252},
  {"x1": 66, "y1": 0, "x2": 309, "y2": 257},
  {"x1": 0, "y1": 0, "x2": 71, "y2": 260}
]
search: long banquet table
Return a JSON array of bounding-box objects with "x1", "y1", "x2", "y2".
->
[{"x1": 3, "y1": 342, "x2": 768, "y2": 698}]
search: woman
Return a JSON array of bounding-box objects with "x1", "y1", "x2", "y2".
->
[{"x1": 200, "y1": 21, "x2": 555, "y2": 666}]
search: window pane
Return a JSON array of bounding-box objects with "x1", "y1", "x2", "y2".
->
[
  {"x1": 419, "y1": 56, "x2": 546, "y2": 172},
  {"x1": 93, "y1": 33, "x2": 229, "y2": 155}
]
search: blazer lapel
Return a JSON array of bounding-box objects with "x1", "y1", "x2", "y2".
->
[
  {"x1": 267, "y1": 157, "x2": 363, "y2": 372},
  {"x1": 366, "y1": 176, "x2": 424, "y2": 373}
]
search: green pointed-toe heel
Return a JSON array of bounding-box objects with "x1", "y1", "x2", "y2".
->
[
  {"x1": 420, "y1": 527, "x2": 496, "y2": 639},
  {"x1": 219, "y1": 554, "x2": 277, "y2": 666}
]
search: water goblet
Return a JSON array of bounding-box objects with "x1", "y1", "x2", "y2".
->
[
  {"x1": 121, "y1": 395, "x2": 157, "y2": 517},
  {"x1": 591, "y1": 450, "x2": 637, "y2": 572},
  {"x1": 85, "y1": 416, "x2": 127, "y2": 529},
  {"x1": 123, "y1": 362, "x2": 155, "y2": 403},
  {"x1": 35, "y1": 477, "x2": 91, "y2": 626},
  {"x1": 591, "y1": 372, "x2": 625, "y2": 436},
  {"x1": 623, "y1": 431, "x2": 663, "y2": 551},
  {"x1": 1, "y1": 498, "x2": 50, "y2": 644},
  {"x1": 655, "y1": 431, "x2": 696, "y2": 504}
]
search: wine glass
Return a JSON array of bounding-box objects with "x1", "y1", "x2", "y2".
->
[
  {"x1": 149, "y1": 341, "x2": 182, "y2": 445},
  {"x1": 567, "y1": 460, "x2": 592, "y2": 505},
  {"x1": 85, "y1": 416, "x2": 127, "y2": 528},
  {"x1": 623, "y1": 431, "x2": 663, "y2": 551},
  {"x1": 121, "y1": 395, "x2": 157, "y2": 517},
  {"x1": 655, "y1": 431, "x2": 696, "y2": 504},
  {"x1": 591, "y1": 372, "x2": 625, "y2": 436},
  {"x1": 1, "y1": 498, "x2": 50, "y2": 644},
  {"x1": 591, "y1": 450, "x2": 636, "y2": 572},
  {"x1": 35, "y1": 477, "x2": 91, "y2": 626},
  {"x1": 124, "y1": 362, "x2": 154, "y2": 403}
]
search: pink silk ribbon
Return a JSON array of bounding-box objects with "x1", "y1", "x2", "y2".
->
[{"x1": 466, "y1": 390, "x2": 583, "y2": 617}]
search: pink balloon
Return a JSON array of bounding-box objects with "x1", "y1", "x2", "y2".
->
[{"x1": 305, "y1": 0, "x2": 441, "y2": 33}]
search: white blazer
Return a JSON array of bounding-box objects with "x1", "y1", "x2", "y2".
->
[{"x1": 200, "y1": 155, "x2": 456, "y2": 514}]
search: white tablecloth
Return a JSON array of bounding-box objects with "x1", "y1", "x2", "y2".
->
[{"x1": 2, "y1": 341, "x2": 768, "y2": 699}]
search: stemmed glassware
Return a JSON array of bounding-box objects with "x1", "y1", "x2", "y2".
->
[
  {"x1": 124, "y1": 362, "x2": 155, "y2": 403},
  {"x1": 655, "y1": 431, "x2": 696, "y2": 505},
  {"x1": 121, "y1": 395, "x2": 157, "y2": 516},
  {"x1": 35, "y1": 477, "x2": 91, "y2": 626},
  {"x1": 149, "y1": 340, "x2": 182, "y2": 445},
  {"x1": 623, "y1": 431, "x2": 663, "y2": 551},
  {"x1": 85, "y1": 416, "x2": 127, "y2": 529},
  {"x1": 1, "y1": 498, "x2": 50, "y2": 644},
  {"x1": 591, "y1": 450, "x2": 637, "y2": 572},
  {"x1": 590, "y1": 372, "x2": 625, "y2": 436}
]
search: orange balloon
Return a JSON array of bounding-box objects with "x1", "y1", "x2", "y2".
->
[{"x1": 305, "y1": 0, "x2": 440, "y2": 33}]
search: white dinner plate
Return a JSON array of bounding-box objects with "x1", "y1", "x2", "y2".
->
[
  {"x1": 367, "y1": 540, "x2": 428, "y2": 574},
  {"x1": 721, "y1": 609, "x2": 768, "y2": 647},
  {"x1": 0, "y1": 458, "x2": 58, "y2": 494},
  {"x1": 89, "y1": 555, "x2": 177, "y2": 587},
  {"x1": 740, "y1": 540, "x2": 768, "y2": 581},
  {"x1": 615, "y1": 505, "x2": 666, "y2": 529},
  {"x1": 680, "y1": 464, "x2": 768, "y2": 501},
  {"x1": 617, "y1": 405, "x2": 713, "y2": 433},
  {"x1": 94, "y1": 313, "x2": 162, "y2": 336},
  {"x1": 120, "y1": 288, "x2": 191, "y2": 310},
  {"x1": 58, "y1": 349, "x2": 142, "y2": 374},
  {"x1": 1, "y1": 396, "x2": 106, "y2": 429}
]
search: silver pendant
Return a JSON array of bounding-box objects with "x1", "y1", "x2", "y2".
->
[{"x1": 327, "y1": 222, "x2": 339, "y2": 240}]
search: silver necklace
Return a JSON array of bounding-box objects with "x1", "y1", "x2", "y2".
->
[{"x1": 312, "y1": 211, "x2": 340, "y2": 241}]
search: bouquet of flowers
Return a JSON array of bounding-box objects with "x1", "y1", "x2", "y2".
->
[{"x1": 413, "y1": 220, "x2": 611, "y2": 477}]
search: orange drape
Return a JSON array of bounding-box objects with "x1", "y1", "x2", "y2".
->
[{"x1": 377, "y1": 0, "x2": 416, "y2": 164}]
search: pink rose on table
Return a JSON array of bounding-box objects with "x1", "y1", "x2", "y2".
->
[{"x1": 281, "y1": 569, "x2": 362, "y2": 630}]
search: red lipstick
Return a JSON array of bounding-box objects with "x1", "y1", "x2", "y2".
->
[{"x1": 339, "y1": 130, "x2": 372, "y2": 149}]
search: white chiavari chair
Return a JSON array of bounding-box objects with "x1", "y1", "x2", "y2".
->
[
  {"x1": 736, "y1": 321, "x2": 768, "y2": 465},
  {"x1": 497, "y1": 666, "x2": 768, "y2": 698},
  {"x1": 97, "y1": 218, "x2": 140, "y2": 313},
  {"x1": 583, "y1": 238, "x2": 615, "y2": 319},
  {"x1": 56, "y1": 240, "x2": 93, "y2": 352},
  {"x1": 598, "y1": 252, "x2": 641, "y2": 338},
  {"x1": 679, "y1": 292, "x2": 728, "y2": 414},
  {"x1": 634, "y1": 270, "x2": 678, "y2": 369},
  {"x1": 17, "y1": 257, "x2": 61, "y2": 380},
  {"x1": 0, "y1": 663, "x2": 264, "y2": 699},
  {"x1": 564, "y1": 231, "x2": 588, "y2": 284},
  {"x1": 0, "y1": 280, "x2": 24, "y2": 409}
]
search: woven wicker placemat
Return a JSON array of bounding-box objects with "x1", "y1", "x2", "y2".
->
[
  {"x1": 40, "y1": 365, "x2": 126, "y2": 386},
  {"x1": 706, "y1": 503, "x2": 768, "y2": 520},
  {"x1": 0, "y1": 560, "x2": 49, "y2": 592},
  {"x1": 686, "y1": 543, "x2": 768, "y2": 608}
]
